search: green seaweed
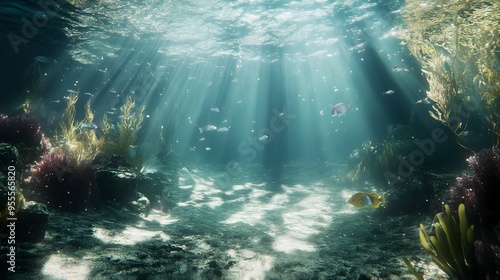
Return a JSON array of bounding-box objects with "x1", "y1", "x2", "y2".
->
[
  {"x1": 98, "y1": 96, "x2": 145, "y2": 164},
  {"x1": 348, "y1": 137, "x2": 407, "y2": 184},
  {"x1": 56, "y1": 92, "x2": 100, "y2": 163},
  {"x1": 402, "y1": 0, "x2": 500, "y2": 148},
  {"x1": 56, "y1": 93, "x2": 145, "y2": 164},
  {"x1": 403, "y1": 257, "x2": 424, "y2": 280},
  {"x1": 411, "y1": 203, "x2": 474, "y2": 279},
  {"x1": 116, "y1": 96, "x2": 145, "y2": 157}
]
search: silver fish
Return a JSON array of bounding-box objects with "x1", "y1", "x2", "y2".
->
[
  {"x1": 331, "y1": 103, "x2": 352, "y2": 117},
  {"x1": 383, "y1": 90, "x2": 395, "y2": 95},
  {"x1": 416, "y1": 97, "x2": 431, "y2": 104},
  {"x1": 392, "y1": 66, "x2": 409, "y2": 72},
  {"x1": 199, "y1": 125, "x2": 217, "y2": 133},
  {"x1": 77, "y1": 122, "x2": 98, "y2": 134},
  {"x1": 217, "y1": 126, "x2": 230, "y2": 132},
  {"x1": 34, "y1": 56, "x2": 57, "y2": 63}
]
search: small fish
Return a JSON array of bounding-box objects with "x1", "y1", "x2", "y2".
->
[
  {"x1": 34, "y1": 56, "x2": 57, "y2": 63},
  {"x1": 77, "y1": 122, "x2": 98, "y2": 133},
  {"x1": 348, "y1": 192, "x2": 386, "y2": 208},
  {"x1": 210, "y1": 108, "x2": 220, "y2": 112},
  {"x1": 218, "y1": 126, "x2": 230, "y2": 132},
  {"x1": 199, "y1": 125, "x2": 217, "y2": 133},
  {"x1": 415, "y1": 97, "x2": 431, "y2": 104},
  {"x1": 392, "y1": 66, "x2": 409, "y2": 72},
  {"x1": 460, "y1": 131, "x2": 471, "y2": 137},
  {"x1": 67, "y1": 89, "x2": 79, "y2": 94},
  {"x1": 383, "y1": 90, "x2": 395, "y2": 95},
  {"x1": 331, "y1": 102, "x2": 352, "y2": 117},
  {"x1": 84, "y1": 92, "x2": 94, "y2": 97},
  {"x1": 259, "y1": 135, "x2": 269, "y2": 141},
  {"x1": 50, "y1": 100, "x2": 60, "y2": 103}
]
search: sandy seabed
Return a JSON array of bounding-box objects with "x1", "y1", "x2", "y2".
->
[{"x1": 1, "y1": 162, "x2": 446, "y2": 280}]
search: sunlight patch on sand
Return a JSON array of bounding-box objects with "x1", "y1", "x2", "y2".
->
[
  {"x1": 93, "y1": 225, "x2": 170, "y2": 245},
  {"x1": 42, "y1": 254, "x2": 91, "y2": 280},
  {"x1": 141, "y1": 210, "x2": 178, "y2": 225}
]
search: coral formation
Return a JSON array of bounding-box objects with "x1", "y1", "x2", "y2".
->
[
  {"x1": 402, "y1": 0, "x2": 500, "y2": 148},
  {"x1": 25, "y1": 152, "x2": 95, "y2": 212},
  {"x1": 447, "y1": 148, "x2": 500, "y2": 227}
]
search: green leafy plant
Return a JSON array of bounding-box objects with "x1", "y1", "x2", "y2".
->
[
  {"x1": 403, "y1": 258, "x2": 424, "y2": 280},
  {"x1": 406, "y1": 203, "x2": 474, "y2": 279},
  {"x1": 348, "y1": 125, "x2": 414, "y2": 184}
]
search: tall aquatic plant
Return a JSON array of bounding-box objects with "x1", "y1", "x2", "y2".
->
[
  {"x1": 401, "y1": 0, "x2": 500, "y2": 148},
  {"x1": 56, "y1": 92, "x2": 100, "y2": 163},
  {"x1": 97, "y1": 96, "x2": 145, "y2": 166},
  {"x1": 115, "y1": 96, "x2": 145, "y2": 157}
]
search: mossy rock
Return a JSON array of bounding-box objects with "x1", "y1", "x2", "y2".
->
[{"x1": 95, "y1": 167, "x2": 138, "y2": 202}]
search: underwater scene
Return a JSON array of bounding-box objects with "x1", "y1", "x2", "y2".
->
[{"x1": 0, "y1": 0, "x2": 499, "y2": 279}]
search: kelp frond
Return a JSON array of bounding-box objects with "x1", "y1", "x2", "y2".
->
[
  {"x1": 56, "y1": 93, "x2": 100, "y2": 163},
  {"x1": 55, "y1": 93, "x2": 146, "y2": 165},
  {"x1": 115, "y1": 96, "x2": 145, "y2": 158},
  {"x1": 413, "y1": 203, "x2": 474, "y2": 279},
  {"x1": 59, "y1": 92, "x2": 79, "y2": 152},
  {"x1": 402, "y1": 0, "x2": 500, "y2": 148}
]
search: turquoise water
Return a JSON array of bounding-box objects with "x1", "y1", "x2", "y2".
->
[
  {"x1": 2, "y1": 0, "x2": 442, "y2": 167},
  {"x1": 2, "y1": 0, "x2": 496, "y2": 279}
]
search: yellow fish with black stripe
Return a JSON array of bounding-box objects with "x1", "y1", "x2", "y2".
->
[{"x1": 348, "y1": 192, "x2": 386, "y2": 208}]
